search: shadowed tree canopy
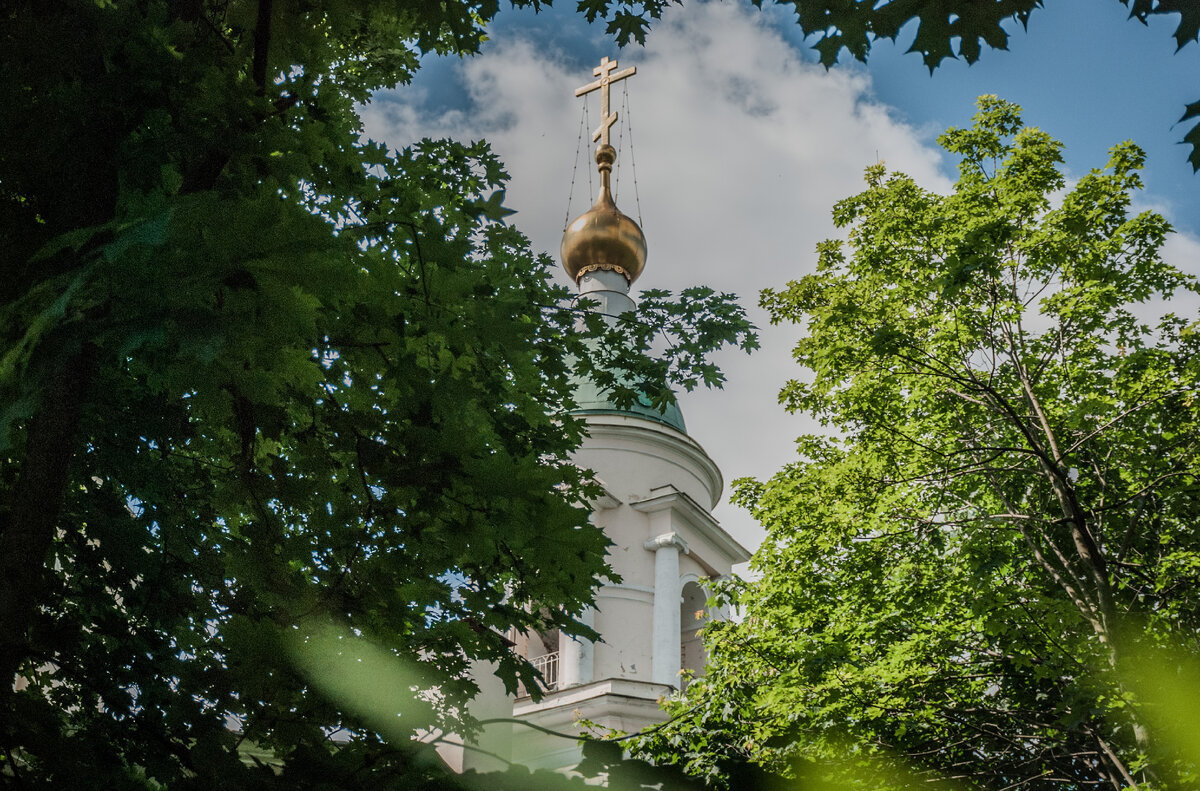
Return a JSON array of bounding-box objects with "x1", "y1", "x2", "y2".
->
[
  {"x1": 0, "y1": 1, "x2": 755, "y2": 786},
  {"x1": 633, "y1": 98, "x2": 1200, "y2": 789}
]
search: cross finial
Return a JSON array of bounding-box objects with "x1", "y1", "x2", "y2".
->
[{"x1": 574, "y1": 56, "x2": 637, "y2": 149}]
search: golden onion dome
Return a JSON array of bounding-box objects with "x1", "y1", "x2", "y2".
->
[{"x1": 561, "y1": 144, "x2": 646, "y2": 284}]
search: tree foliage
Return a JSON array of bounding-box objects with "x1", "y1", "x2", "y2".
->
[
  {"x1": 636, "y1": 98, "x2": 1200, "y2": 789},
  {"x1": 0, "y1": 1, "x2": 754, "y2": 786},
  {"x1": 581, "y1": 0, "x2": 1200, "y2": 170}
]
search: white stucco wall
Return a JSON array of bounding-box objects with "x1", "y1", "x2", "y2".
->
[
  {"x1": 453, "y1": 177, "x2": 755, "y2": 773},
  {"x1": 490, "y1": 411, "x2": 752, "y2": 773}
]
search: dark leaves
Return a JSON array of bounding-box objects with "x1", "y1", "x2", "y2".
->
[{"x1": 1, "y1": 4, "x2": 757, "y2": 786}]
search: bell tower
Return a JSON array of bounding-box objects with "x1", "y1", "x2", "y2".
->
[{"x1": 498, "y1": 56, "x2": 751, "y2": 771}]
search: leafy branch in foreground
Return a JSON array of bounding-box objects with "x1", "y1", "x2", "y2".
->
[
  {"x1": 568, "y1": 287, "x2": 759, "y2": 415},
  {"x1": 0, "y1": 2, "x2": 754, "y2": 787}
]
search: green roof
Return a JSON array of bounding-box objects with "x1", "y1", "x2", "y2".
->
[{"x1": 570, "y1": 375, "x2": 687, "y2": 433}]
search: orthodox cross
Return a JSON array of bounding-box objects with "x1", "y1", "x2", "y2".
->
[{"x1": 574, "y1": 56, "x2": 637, "y2": 148}]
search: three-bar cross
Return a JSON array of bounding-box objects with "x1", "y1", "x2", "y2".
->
[{"x1": 574, "y1": 56, "x2": 637, "y2": 148}]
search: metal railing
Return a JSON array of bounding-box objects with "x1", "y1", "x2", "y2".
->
[{"x1": 531, "y1": 650, "x2": 559, "y2": 690}]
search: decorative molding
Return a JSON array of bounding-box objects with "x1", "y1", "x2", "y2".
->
[
  {"x1": 589, "y1": 479, "x2": 622, "y2": 510},
  {"x1": 596, "y1": 583, "x2": 654, "y2": 604},
  {"x1": 580, "y1": 416, "x2": 723, "y2": 507},
  {"x1": 600, "y1": 582, "x2": 655, "y2": 594},
  {"x1": 577, "y1": 261, "x2": 633, "y2": 282},
  {"x1": 631, "y1": 487, "x2": 751, "y2": 567},
  {"x1": 513, "y1": 677, "x2": 673, "y2": 718},
  {"x1": 643, "y1": 531, "x2": 690, "y2": 554}
]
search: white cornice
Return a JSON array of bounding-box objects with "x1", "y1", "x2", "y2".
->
[
  {"x1": 630, "y1": 487, "x2": 751, "y2": 567},
  {"x1": 513, "y1": 677, "x2": 672, "y2": 717},
  {"x1": 580, "y1": 414, "x2": 723, "y2": 508},
  {"x1": 588, "y1": 478, "x2": 622, "y2": 510}
]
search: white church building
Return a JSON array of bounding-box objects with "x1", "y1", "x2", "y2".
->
[{"x1": 445, "y1": 56, "x2": 749, "y2": 774}]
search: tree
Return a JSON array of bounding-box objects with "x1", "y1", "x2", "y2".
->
[
  {"x1": 635, "y1": 98, "x2": 1200, "y2": 789},
  {"x1": 0, "y1": 1, "x2": 753, "y2": 786},
  {"x1": 580, "y1": 0, "x2": 1200, "y2": 170}
]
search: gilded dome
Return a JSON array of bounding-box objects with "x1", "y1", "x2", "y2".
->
[{"x1": 561, "y1": 145, "x2": 646, "y2": 284}]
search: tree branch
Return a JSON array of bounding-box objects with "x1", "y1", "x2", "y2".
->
[
  {"x1": 252, "y1": 0, "x2": 273, "y2": 91},
  {"x1": 0, "y1": 345, "x2": 94, "y2": 714}
]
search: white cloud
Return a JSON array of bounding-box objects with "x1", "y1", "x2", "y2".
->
[
  {"x1": 361, "y1": 2, "x2": 955, "y2": 552},
  {"x1": 1151, "y1": 228, "x2": 1200, "y2": 322}
]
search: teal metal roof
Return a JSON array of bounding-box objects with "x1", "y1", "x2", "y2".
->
[{"x1": 570, "y1": 375, "x2": 687, "y2": 434}]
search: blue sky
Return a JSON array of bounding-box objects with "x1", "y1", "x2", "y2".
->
[
  {"x1": 408, "y1": 0, "x2": 1200, "y2": 232},
  {"x1": 366, "y1": 0, "x2": 1200, "y2": 551},
  {"x1": 849, "y1": 0, "x2": 1200, "y2": 233}
]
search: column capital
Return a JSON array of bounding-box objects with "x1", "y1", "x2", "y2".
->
[{"x1": 644, "y1": 531, "x2": 689, "y2": 554}]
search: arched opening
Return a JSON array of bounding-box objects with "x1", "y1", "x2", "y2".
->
[{"x1": 680, "y1": 581, "x2": 708, "y2": 688}]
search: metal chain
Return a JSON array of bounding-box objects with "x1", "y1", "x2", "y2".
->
[
  {"x1": 564, "y1": 100, "x2": 588, "y2": 232},
  {"x1": 584, "y1": 96, "x2": 593, "y2": 200},
  {"x1": 622, "y1": 85, "x2": 644, "y2": 226},
  {"x1": 614, "y1": 82, "x2": 626, "y2": 203}
]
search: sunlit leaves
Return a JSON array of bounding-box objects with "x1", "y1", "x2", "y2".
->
[{"x1": 636, "y1": 97, "x2": 1200, "y2": 788}]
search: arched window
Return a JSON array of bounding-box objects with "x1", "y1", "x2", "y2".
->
[{"x1": 679, "y1": 581, "x2": 708, "y2": 688}]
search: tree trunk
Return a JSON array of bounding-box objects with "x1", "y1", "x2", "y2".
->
[{"x1": 0, "y1": 350, "x2": 91, "y2": 716}]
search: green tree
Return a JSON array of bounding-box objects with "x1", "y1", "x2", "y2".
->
[
  {"x1": 636, "y1": 98, "x2": 1200, "y2": 789},
  {"x1": 581, "y1": 0, "x2": 1200, "y2": 170},
  {"x1": 0, "y1": 1, "x2": 752, "y2": 786}
]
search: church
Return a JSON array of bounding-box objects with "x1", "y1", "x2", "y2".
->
[{"x1": 442, "y1": 56, "x2": 749, "y2": 774}]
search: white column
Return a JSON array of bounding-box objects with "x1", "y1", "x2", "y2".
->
[
  {"x1": 644, "y1": 532, "x2": 689, "y2": 687},
  {"x1": 577, "y1": 269, "x2": 635, "y2": 318},
  {"x1": 558, "y1": 607, "x2": 594, "y2": 688}
]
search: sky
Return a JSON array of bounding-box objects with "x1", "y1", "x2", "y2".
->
[{"x1": 361, "y1": 0, "x2": 1200, "y2": 554}]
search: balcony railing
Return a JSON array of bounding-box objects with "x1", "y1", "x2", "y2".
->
[{"x1": 520, "y1": 651, "x2": 559, "y2": 696}]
